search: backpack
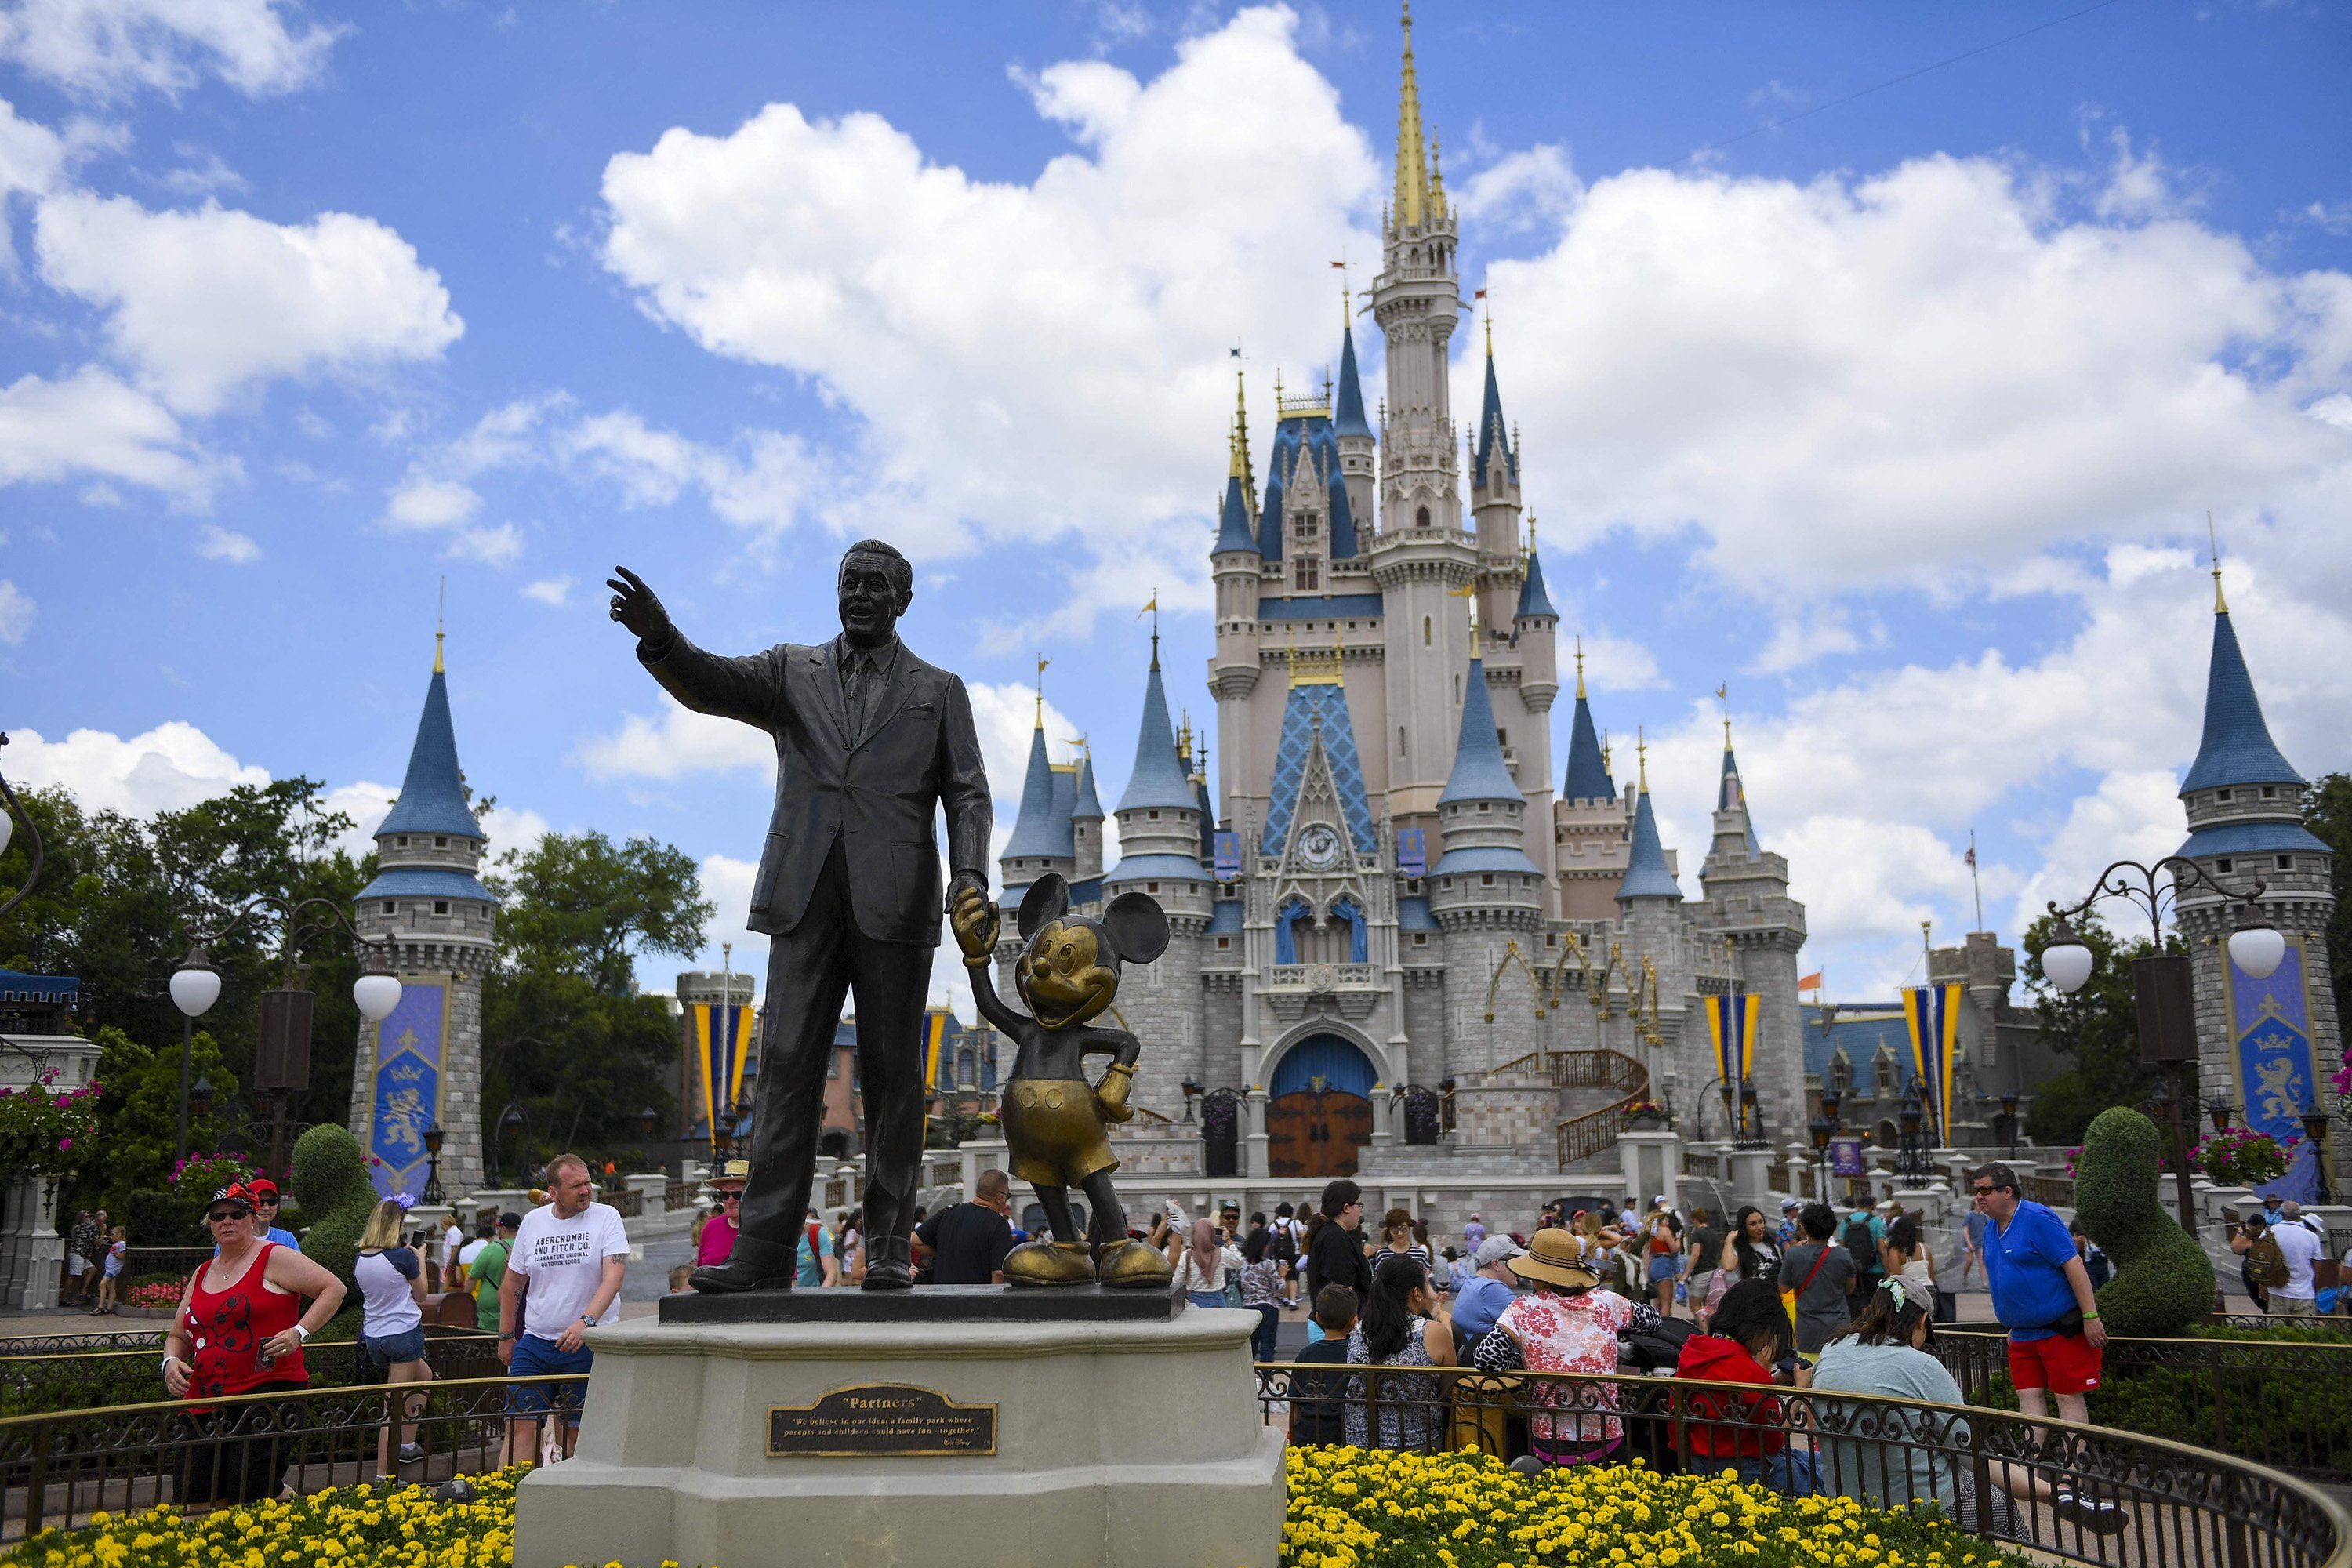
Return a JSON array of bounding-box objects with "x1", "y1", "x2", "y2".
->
[
  {"x1": 2245, "y1": 1231, "x2": 2291, "y2": 1290},
  {"x1": 1842, "y1": 1214, "x2": 1881, "y2": 1277}
]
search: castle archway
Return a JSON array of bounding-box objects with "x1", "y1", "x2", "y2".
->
[{"x1": 1265, "y1": 1031, "x2": 1378, "y2": 1179}]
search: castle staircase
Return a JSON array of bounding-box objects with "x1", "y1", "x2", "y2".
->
[{"x1": 1548, "y1": 1048, "x2": 1650, "y2": 1172}]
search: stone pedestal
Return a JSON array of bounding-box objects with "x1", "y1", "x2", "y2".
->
[
  {"x1": 1617, "y1": 1130, "x2": 1682, "y2": 1212},
  {"x1": 1727, "y1": 1148, "x2": 1775, "y2": 1210},
  {"x1": 514, "y1": 1294, "x2": 1282, "y2": 1568}
]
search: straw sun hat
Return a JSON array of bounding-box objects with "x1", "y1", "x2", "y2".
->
[
  {"x1": 1505, "y1": 1225, "x2": 1602, "y2": 1290},
  {"x1": 709, "y1": 1160, "x2": 751, "y2": 1192}
]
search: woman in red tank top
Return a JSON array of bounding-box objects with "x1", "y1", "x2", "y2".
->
[{"x1": 161, "y1": 1184, "x2": 347, "y2": 1506}]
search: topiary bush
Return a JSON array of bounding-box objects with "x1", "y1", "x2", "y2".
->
[
  {"x1": 289, "y1": 1123, "x2": 382, "y2": 1334},
  {"x1": 2074, "y1": 1105, "x2": 2212, "y2": 1338}
]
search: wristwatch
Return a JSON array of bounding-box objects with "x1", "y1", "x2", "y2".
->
[
  {"x1": 580, "y1": 1314, "x2": 596, "y2": 1327},
  {"x1": 498, "y1": 1332, "x2": 517, "y2": 1341}
]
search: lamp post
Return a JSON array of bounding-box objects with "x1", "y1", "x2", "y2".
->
[
  {"x1": 492, "y1": 1101, "x2": 528, "y2": 1189},
  {"x1": 1896, "y1": 1085, "x2": 1932, "y2": 1184},
  {"x1": 1995, "y1": 1091, "x2": 2020, "y2": 1162},
  {"x1": 420, "y1": 1119, "x2": 446, "y2": 1207},
  {"x1": 2206, "y1": 1096, "x2": 2234, "y2": 1134},
  {"x1": 1737, "y1": 1080, "x2": 1765, "y2": 1152},
  {"x1": 166, "y1": 895, "x2": 401, "y2": 1161},
  {"x1": 2036, "y1": 855, "x2": 2286, "y2": 1236},
  {"x1": 1809, "y1": 1110, "x2": 1835, "y2": 1203},
  {"x1": 1819, "y1": 1089, "x2": 1843, "y2": 1202},
  {"x1": 2304, "y1": 1109, "x2": 2334, "y2": 1206}
]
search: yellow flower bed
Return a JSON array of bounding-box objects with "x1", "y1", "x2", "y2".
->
[
  {"x1": 2, "y1": 1472, "x2": 551, "y2": 1568},
  {"x1": 1282, "y1": 1448, "x2": 2029, "y2": 1568}
]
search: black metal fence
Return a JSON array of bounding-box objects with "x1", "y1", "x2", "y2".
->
[
  {"x1": 0, "y1": 1372, "x2": 586, "y2": 1540},
  {"x1": 1254, "y1": 1361, "x2": 2350, "y2": 1568},
  {"x1": 1928, "y1": 1325, "x2": 2352, "y2": 1484},
  {"x1": 0, "y1": 1333, "x2": 162, "y2": 1359},
  {"x1": 0, "y1": 1330, "x2": 503, "y2": 1417}
]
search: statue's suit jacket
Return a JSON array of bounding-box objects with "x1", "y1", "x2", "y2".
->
[{"x1": 640, "y1": 631, "x2": 992, "y2": 947}]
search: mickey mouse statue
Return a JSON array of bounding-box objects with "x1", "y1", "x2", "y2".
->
[{"x1": 950, "y1": 873, "x2": 1174, "y2": 1288}]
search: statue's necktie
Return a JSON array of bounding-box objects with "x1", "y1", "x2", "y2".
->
[{"x1": 844, "y1": 652, "x2": 869, "y2": 735}]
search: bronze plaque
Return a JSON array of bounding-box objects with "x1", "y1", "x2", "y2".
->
[{"x1": 767, "y1": 1383, "x2": 996, "y2": 1458}]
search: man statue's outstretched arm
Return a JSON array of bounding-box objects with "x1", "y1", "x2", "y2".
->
[
  {"x1": 608, "y1": 564, "x2": 785, "y2": 728},
  {"x1": 938, "y1": 674, "x2": 993, "y2": 905}
]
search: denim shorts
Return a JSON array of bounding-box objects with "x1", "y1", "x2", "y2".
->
[
  {"x1": 359, "y1": 1325, "x2": 427, "y2": 1369},
  {"x1": 508, "y1": 1333, "x2": 593, "y2": 1423}
]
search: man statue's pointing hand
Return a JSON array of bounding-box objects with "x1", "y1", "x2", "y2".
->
[{"x1": 607, "y1": 565, "x2": 674, "y2": 654}]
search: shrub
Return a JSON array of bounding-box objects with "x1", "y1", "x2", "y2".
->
[
  {"x1": 2074, "y1": 1106, "x2": 2212, "y2": 1338},
  {"x1": 289, "y1": 1123, "x2": 383, "y2": 1336},
  {"x1": 7, "y1": 1468, "x2": 520, "y2": 1567}
]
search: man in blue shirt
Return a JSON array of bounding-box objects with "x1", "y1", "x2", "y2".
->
[
  {"x1": 1450, "y1": 1235, "x2": 1524, "y2": 1345},
  {"x1": 1973, "y1": 1162, "x2": 2106, "y2": 1426},
  {"x1": 249, "y1": 1180, "x2": 301, "y2": 1249}
]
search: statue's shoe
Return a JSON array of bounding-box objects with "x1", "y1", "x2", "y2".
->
[
  {"x1": 1095, "y1": 1238, "x2": 1173, "y2": 1288},
  {"x1": 1003, "y1": 1240, "x2": 1096, "y2": 1287}
]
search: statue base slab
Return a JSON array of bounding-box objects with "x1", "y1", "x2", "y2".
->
[
  {"x1": 657, "y1": 1281, "x2": 1184, "y2": 1326},
  {"x1": 512, "y1": 1307, "x2": 1282, "y2": 1568}
]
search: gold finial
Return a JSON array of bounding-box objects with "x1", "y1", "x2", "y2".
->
[
  {"x1": 1034, "y1": 654, "x2": 1050, "y2": 723},
  {"x1": 1601, "y1": 728, "x2": 1613, "y2": 777},
  {"x1": 1574, "y1": 633, "x2": 1586, "y2": 700},
  {"x1": 1393, "y1": 2, "x2": 1428, "y2": 230},
  {"x1": 2209, "y1": 510, "x2": 2227, "y2": 614},
  {"x1": 1429, "y1": 130, "x2": 1446, "y2": 215},
  {"x1": 1525, "y1": 514, "x2": 1536, "y2": 564},
  {"x1": 434, "y1": 576, "x2": 445, "y2": 673},
  {"x1": 1636, "y1": 727, "x2": 1648, "y2": 793},
  {"x1": 1484, "y1": 298, "x2": 1493, "y2": 357},
  {"x1": 1717, "y1": 682, "x2": 1731, "y2": 748}
]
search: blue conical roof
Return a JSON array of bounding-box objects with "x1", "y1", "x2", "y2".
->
[
  {"x1": 1213, "y1": 471, "x2": 1258, "y2": 556},
  {"x1": 1719, "y1": 746, "x2": 1762, "y2": 856},
  {"x1": 1439, "y1": 657, "x2": 1521, "y2": 805},
  {"x1": 378, "y1": 668, "x2": 482, "y2": 840},
  {"x1": 1515, "y1": 547, "x2": 1556, "y2": 620},
  {"x1": 1072, "y1": 754, "x2": 1104, "y2": 821},
  {"x1": 1617, "y1": 787, "x2": 1682, "y2": 902},
  {"x1": 1563, "y1": 691, "x2": 1610, "y2": 803},
  {"x1": 1334, "y1": 324, "x2": 1372, "y2": 439},
  {"x1": 2180, "y1": 611, "x2": 2303, "y2": 795},
  {"x1": 1474, "y1": 350, "x2": 1516, "y2": 489},
  {"x1": 1004, "y1": 724, "x2": 1073, "y2": 859},
  {"x1": 1116, "y1": 657, "x2": 1198, "y2": 812}
]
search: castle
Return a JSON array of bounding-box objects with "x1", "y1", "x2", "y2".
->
[{"x1": 985, "y1": 10, "x2": 1809, "y2": 1219}]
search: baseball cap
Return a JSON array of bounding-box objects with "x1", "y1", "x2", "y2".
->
[
  {"x1": 1473, "y1": 1235, "x2": 1526, "y2": 1268},
  {"x1": 498, "y1": 1210, "x2": 524, "y2": 1229},
  {"x1": 208, "y1": 1184, "x2": 255, "y2": 1214},
  {"x1": 1780, "y1": 1197, "x2": 1800, "y2": 1212},
  {"x1": 249, "y1": 1178, "x2": 280, "y2": 1202},
  {"x1": 1650, "y1": 1194, "x2": 1669, "y2": 1208}
]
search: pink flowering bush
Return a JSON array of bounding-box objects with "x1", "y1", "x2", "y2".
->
[
  {"x1": 170, "y1": 1149, "x2": 260, "y2": 1197},
  {"x1": 0, "y1": 1069, "x2": 103, "y2": 1176},
  {"x1": 2190, "y1": 1126, "x2": 2296, "y2": 1186}
]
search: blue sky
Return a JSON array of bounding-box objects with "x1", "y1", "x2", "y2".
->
[{"x1": 3, "y1": 0, "x2": 2347, "y2": 1009}]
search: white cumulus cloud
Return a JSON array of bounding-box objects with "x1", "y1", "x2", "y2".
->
[
  {"x1": 0, "y1": 578, "x2": 32, "y2": 643},
  {"x1": 35, "y1": 192, "x2": 462, "y2": 415},
  {"x1": 0, "y1": 364, "x2": 234, "y2": 504},
  {"x1": 521, "y1": 575, "x2": 573, "y2": 608},
  {"x1": 4, "y1": 720, "x2": 271, "y2": 817},
  {"x1": 194, "y1": 523, "x2": 258, "y2": 561},
  {"x1": 0, "y1": 0, "x2": 340, "y2": 102}
]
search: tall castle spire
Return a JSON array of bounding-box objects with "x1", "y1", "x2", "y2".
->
[
  {"x1": 1393, "y1": 2, "x2": 1430, "y2": 230},
  {"x1": 1562, "y1": 640, "x2": 1610, "y2": 804},
  {"x1": 1618, "y1": 731, "x2": 1682, "y2": 904}
]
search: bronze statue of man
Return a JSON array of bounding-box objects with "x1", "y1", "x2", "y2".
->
[{"x1": 608, "y1": 543, "x2": 992, "y2": 1291}]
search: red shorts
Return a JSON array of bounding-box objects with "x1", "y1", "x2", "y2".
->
[{"x1": 2008, "y1": 1332, "x2": 2102, "y2": 1396}]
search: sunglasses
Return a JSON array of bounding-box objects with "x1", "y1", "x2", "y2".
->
[
  {"x1": 721, "y1": 1194, "x2": 742, "y2": 1203},
  {"x1": 1970, "y1": 1187, "x2": 1995, "y2": 1196},
  {"x1": 205, "y1": 1210, "x2": 248, "y2": 1225}
]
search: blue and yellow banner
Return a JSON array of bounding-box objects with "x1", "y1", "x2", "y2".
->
[
  {"x1": 1904, "y1": 982, "x2": 1962, "y2": 1146},
  {"x1": 693, "y1": 1000, "x2": 754, "y2": 1143},
  {"x1": 370, "y1": 980, "x2": 445, "y2": 1198},
  {"x1": 1706, "y1": 990, "x2": 1759, "y2": 1132},
  {"x1": 925, "y1": 1009, "x2": 949, "y2": 1092},
  {"x1": 2227, "y1": 937, "x2": 2319, "y2": 1151}
]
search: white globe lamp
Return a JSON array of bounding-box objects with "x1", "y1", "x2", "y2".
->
[
  {"x1": 2227, "y1": 916, "x2": 2286, "y2": 982},
  {"x1": 169, "y1": 956, "x2": 222, "y2": 1018},
  {"x1": 2039, "y1": 920, "x2": 2096, "y2": 996},
  {"x1": 353, "y1": 972, "x2": 404, "y2": 1022}
]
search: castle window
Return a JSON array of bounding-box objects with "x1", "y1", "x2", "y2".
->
[
  {"x1": 1217, "y1": 937, "x2": 1231, "y2": 949},
  {"x1": 383, "y1": 901, "x2": 396, "y2": 915},
  {"x1": 1480, "y1": 873, "x2": 1495, "y2": 887},
  {"x1": 1399, "y1": 725, "x2": 1408, "y2": 758},
  {"x1": 2216, "y1": 788, "x2": 2233, "y2": 802},
  {"x1": 1293, "y1": 557, "x2": 1319, "y2": 590},
  {"x1": 396, "y1": 836, "x2": 408, "y2": 848},
  {"x1": 1477, "y1": 802, "x2": 1490, "y2": 813},
  {"x1": 1416, "y1": 506, "x2": 1431, "y2": 528},
  {"x1": 2278, "y1": 856, "x2": 2292, "y2": 870},
  {"x1": 1454, "y1": 675, "x2": 1461, "y2": 703},
  {"x1": 1149, "y1": 810, "x2": 1160, "y2": 820},
  {"x1": 1414, "y1": 933, "x2": 1428, "y2": 946},
  {"x1": 1148, "y1": 882, "x2": 1160, "y2": 893},
  {"x1": 1422, "y1": 616, "x2": 1432, "y2": 647},
  {"x1": 1294, "y1": 514, "x2": 1319, "y2": 539},
  {"x1": 434, "y1": 836, "x2": 448, "y2": 848},
  {"x1": 434, "y1": 900, "x2": 450, "y2": 915},
  {"x1": 2261, "y1": 786, "x2": 2277, "y2": 799},
  {"x1": 1497, "y1": 728, "x2": 1508, "y2": 746},
  {"x1": 2216, "y1": 858, "x2": 2233, "y2": 873}
]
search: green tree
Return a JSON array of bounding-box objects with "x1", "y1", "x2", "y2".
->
[
  {"x1": 2020, "y1": 909, "x2": 2196, "y2": 1147},
  {"x1": 481, "y1": 831, "x2": 711, "y2": 1171},
  {"x1": 2303, "y1": 772, "x2": 2352, "y2": 1037},
  {"x1": 83, "y1": 1024, "x2": 239, "y2": 1241}
]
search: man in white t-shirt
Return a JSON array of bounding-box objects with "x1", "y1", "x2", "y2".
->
[
  {"x1": 499, "y1": 1154, "x2": 629, "y2": 1461},
  {"x1": 441, "y1": 1218, "x2": 465, "y2": 1292},
  {"x1": 2267, "y1": 1200, "x2": 2327, "y2": 1316}
]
